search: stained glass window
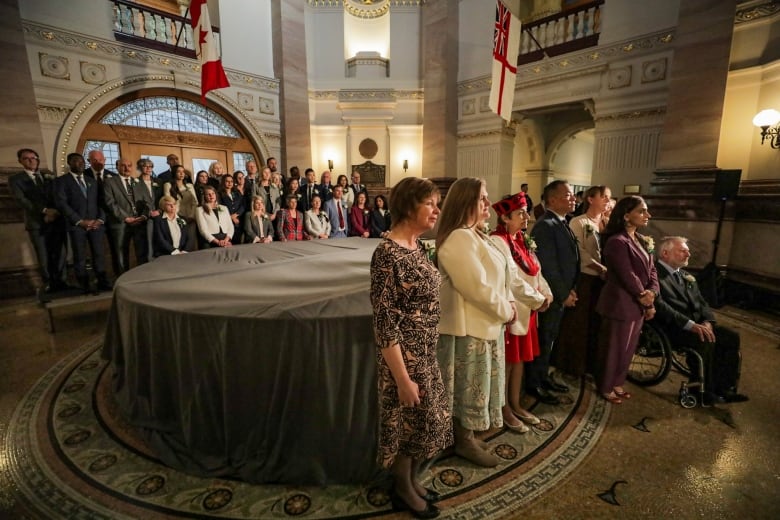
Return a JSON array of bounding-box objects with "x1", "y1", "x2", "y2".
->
[
  {"x1": 232, "y1": 152, "x2": 255, "y2": 173},
  {"x1": 83, "y1": 141, "x2": 120, "y2": 170},
  {"x1": 101, "y1": 97, "x2": 240, "y2": 137}
]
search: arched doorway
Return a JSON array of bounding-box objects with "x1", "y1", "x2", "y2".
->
[{"x1": 77, "y1": 89, "x2": 262, "y2": 176}]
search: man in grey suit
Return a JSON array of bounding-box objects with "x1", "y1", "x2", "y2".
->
[
  {"x1": 103, "y1": 157, "x2": 154, "y2": 274},
  {"x1": 526, "y1": 180, "x2": 579, "y2": 404},
  {"x1": 325, "y1": 185, "x2": 349, "y2": 238},
  {"x1": 9, "y1": 148, "x2": 66, "y2": 294}
]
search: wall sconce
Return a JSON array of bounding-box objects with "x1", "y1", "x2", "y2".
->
[
  {"x1": 752, "y1": 109, "x2": 780, "y2": 148},
  {"x1": 402, "y1": 159, "x2": 408, "y2": 172},
  {"x1": 328, "y1": 159, "x2": 334, "y2": 171}
]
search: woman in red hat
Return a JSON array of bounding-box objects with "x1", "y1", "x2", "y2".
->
[{"x1": 490, "y1": 193, "x2": 553, "y2": 429}]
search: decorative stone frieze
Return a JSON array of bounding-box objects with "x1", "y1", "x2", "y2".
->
[
  {"x1": 39, "y1": 53, "x2": 69, "y2": 80},
  {"x1": 37, "y1": 105, "x2": 71, "y2": 123},
  {"x1": 80, "y1": 61, "x2": 106, "y2": 85}
]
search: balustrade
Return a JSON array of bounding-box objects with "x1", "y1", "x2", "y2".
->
[{"x1": 519, "y1": 0, "x2": 603, "y2": 65}]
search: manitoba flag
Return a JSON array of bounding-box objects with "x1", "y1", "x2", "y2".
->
[
  {"x1": 488, "y1": 0, "x2": 521, "y2": 121},
  {"x1": 191, "y1": 0, "x2": 230, "y2": 103}
]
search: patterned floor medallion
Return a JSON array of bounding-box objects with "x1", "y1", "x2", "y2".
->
[{"x1": 4, "y1": 338, "x2": 610, "y2": 519}]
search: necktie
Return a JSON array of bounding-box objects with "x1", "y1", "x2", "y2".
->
[
  {"x1": 33, "y1": 173, "x2": 43, "y2": 188},
  {"x1": 77, "y1": 175, "x2": 87, "y2": 196},
  {"x1": 673, "y1": 271, "x2": 683, "y2": 286},
  {"x1": 96, "y1": 171, "x2": 102, "y2": 183},
  {"x1": 337, "y1": 202, "x2": 344, "y2": 228},
  {"x1": 126, "y1": 178, "x2": 136, "y2": 213}
]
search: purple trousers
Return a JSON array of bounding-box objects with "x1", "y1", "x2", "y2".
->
[{"x1": 597, "y1": 317, "x2": 643, "y2": 394}]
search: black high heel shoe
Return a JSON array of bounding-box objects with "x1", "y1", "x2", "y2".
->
[{"x1": 390, "y1": 490, "x2": 440, "y2": 519}]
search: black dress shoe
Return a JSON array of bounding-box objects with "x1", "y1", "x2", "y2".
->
[
  {"x1": 390, "y1": 491, "x2": 440, "y2": 519},
  {"x1": 421, "y1": 488, "x2": 441, "y2": 502},
  {"x1": 702, "y1": 392, "x2": 725, "y2": 407},
  {"x1": 527, "y1": 386, "x2": 561, "y2": 405},
  {"x1": 541, "y1": 379, "x2": 569, "y2": 393},
  {"x1": 720, "y1": 392, "x2": 749, "y2": 403}
]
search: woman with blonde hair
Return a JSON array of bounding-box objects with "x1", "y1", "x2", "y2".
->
[
  {"x1": 163, "y1": 164, "x2": 199, "y2": 251},
  {"x1": 436, "y1": 177, "x2": 516, "y2": 468}
]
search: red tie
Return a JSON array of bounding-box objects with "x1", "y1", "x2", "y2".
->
[{"x1": 337, "y1": 203, "x2": 344, "y2": 228}]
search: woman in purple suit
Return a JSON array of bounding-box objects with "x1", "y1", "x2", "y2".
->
[{"x1": 595, "y1": 196, "x2": 659, "y2": 404}]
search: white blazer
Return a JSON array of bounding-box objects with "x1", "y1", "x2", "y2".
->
[
  {"x1": 489, "y1": 236, "x2": 548, "y2": 335},
  {"x1": 438, "y1": 228, "x2": 515, "y2": 341},
  {"x1": 305, "y1": 209, "x2": 331, "y2": 238},
  {"x1": 195, "y1": 204, "x2": 235, "y2": 244}
]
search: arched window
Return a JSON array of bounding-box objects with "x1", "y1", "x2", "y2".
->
[{"x1": 100, "y1": 97, "x2": 240, "y2": 137}]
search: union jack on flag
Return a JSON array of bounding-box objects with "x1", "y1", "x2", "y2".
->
[{"x1": 489, "y1": 1, "x2": 521, "y2": 121}]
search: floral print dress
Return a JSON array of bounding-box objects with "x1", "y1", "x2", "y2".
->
[{"x1": 370, "y1": 239, "x2": 453, "y2": 468}]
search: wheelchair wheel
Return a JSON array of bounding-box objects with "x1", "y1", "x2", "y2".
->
[
  {"x1": 627, "y1": 321, "x2": 672, "y2": 386},
  {"x1": 680, "y1": 394, "x2": 697, "y2": 409}
]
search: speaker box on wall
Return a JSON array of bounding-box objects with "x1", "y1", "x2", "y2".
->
[{"x1": 713, "y1": 169, "x2": 741, "y2": 200}]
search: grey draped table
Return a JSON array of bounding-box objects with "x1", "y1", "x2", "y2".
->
[{"x1": 101, "y1": 238, "x2": 382, "y2": 484}]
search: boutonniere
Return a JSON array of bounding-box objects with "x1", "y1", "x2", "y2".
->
[
  {"x1": 482, "y1": 222, "x2": 491, "y2": 234},
  {"x1": 363, "y1": 209, "x2": 369, "y2": 215},
  {"x1": 523, "y1": 232, "x2": 537, "y2": 252},
  {"x1": 176, "y1": 216, "x2": 186, "y2": 228},
  {"x1": 296, "y1": 193, "x2": 301, "y2": 200},
  {"x1": 313, "y1": 188, "x2": 319, "y2": 194},
  {"x1": 328, "y1": 187, "x2": 333, "y2": 194},
  {"x1": 683, "y1": 273, "x2": 696, "y2": 284},
  {"x1": 43, "y1": 173, "x2": 55, "y2": 181},
  {"x1": 422, "y1": 240, "x2": 436, "y2": 263},
  {"x1": 584, "y1": 223, "x2": 597, "y2": 236},
  {"x1": 152, "y1": 182, "x2": 159, "y2": 188},
  {"x1": 639, "y1": 234, "x2": 655, "y2": 254},
  {"x1": 213, "y1": 206, "x2": 221, "y2": 214}
]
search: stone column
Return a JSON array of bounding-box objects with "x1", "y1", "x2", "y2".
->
[
  {"x1": 656, "y1": 0, "x2": 736, "y2": 170},
  {"x1": 271, "y1": 0, "x2": 313, "y2": 173},
  {"x1": 422, "y1": 1, "x2": 458, "y2": 179},
  {"x1": 0, "y1": 0, "x2": 48, "y2": 298},
  {"x1": 457, "y1": 123, "x2": 516, "y2": 203}
]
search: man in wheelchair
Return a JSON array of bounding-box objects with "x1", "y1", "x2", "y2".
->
[{"x1": 654, "y1": 236, "x2": 748, "y2": 404}]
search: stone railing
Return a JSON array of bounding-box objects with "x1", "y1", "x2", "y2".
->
[
  {"x1": 111, "y1": 0, "x2": 220, "y2": 58},
  {"x1": 519, "y1": 0, "x2": 604, "y2": 65}
]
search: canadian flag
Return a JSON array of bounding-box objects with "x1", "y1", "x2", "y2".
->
[
  {"x1": 191, "y1": 0, "x2": 230, "y2": 103},
  {"x1": 488, "y1": 0, "x2": 521, "y2": 121}
]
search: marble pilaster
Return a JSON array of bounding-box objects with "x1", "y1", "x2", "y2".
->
[
  {"x1": 272, "y1": 0, "x2": 313, "y2": 172},
  {"x1": 457, "y1": 123, "x2": 516, "y2": 204},
  {"x1": 422, "y1": 0, "x2": 458, "y2": 179},
  {"x1": 656, "y1": 0, "x2": 736, "y2": 170}
]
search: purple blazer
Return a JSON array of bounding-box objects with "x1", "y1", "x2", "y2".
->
[{"x1": 595, "y1": 231, "x2": 659, "y2": 321}]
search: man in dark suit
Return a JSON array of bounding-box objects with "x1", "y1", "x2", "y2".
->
[
  {"x1": 655, "y1": 236, "x2": 748, "y2": 404},
  {"x1": 9, "y1": 148, "x2": 67, "y2": 294},
  {"x1": 55, "y1": 152, "x2": 111, "y2": 294},
  {"x1": 520, "y1": 183, "x2": 533, "y2": 213},
  {"x1": 299, "y1": 168, "x2": 319, "y2": 212},
  {"x1": 155, "y1": 153, "x2": 179, "y2": 186},
  {"x1": 84, "y1": 150, "x2": 119, "y2": 275},
  {"x1": 349, "y1": 170, "x2": 368, "y2": 201},
  {"x1": 103, "y1": 157, "x2": 154, "y2": 274},
  {"x1": 526, "y1": 180, "x2": 579, "y2": 404},
  {"x1": 317, "y1": 170, "x2": 334, "y2": 203}
]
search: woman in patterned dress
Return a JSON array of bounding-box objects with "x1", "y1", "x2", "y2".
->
[
  {"x1": 436, "y1": 178, "x2": 517, "y2": 468},
  {"x1": 370, "y1": 177, "x2": 451, "y2": 519}
]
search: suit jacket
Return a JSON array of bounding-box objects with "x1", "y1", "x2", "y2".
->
[
  {"x1": 137, "y1": 178, "x2": 164, "y2": 210},
  {"x1": 350, "y1": 183, "x2": 368, "y2": 201},
  {"x1": 438, "y1": 228, "x2": 515, "y2": 340},
  {"x1": 654, "y1": 262, "x2": 714, "y2": 331},
  {"x1": 55, "y1": 173, "x2": 105, "y2": 228},
  {"x1": 595, "y1": 231, "x2": 659, "y2": 321},
  {"x1": 325, "y1": 198, "x2": 349, "y2": 237},
  {"x1": 84, "y1": 168, "x2": 117, "y2": 210},
  {"x1": 219, "y1": 189, "x2": 246, "y2": 218},
  {"x1": 9, "y1": 171, "x2": 58, "y2": 230},
  {"x1": 152, "y1": 215, "x2": 188, "y2": 256},
  {"x1": 316, "y1": 183, "x2": 334, "y2": 202},
  {"x1": 304, "y1": 209, "x2": 331, "y2": 238},
  {"x1": 103, "y1": 175, "x2": 154, "y2": 224},
  {"x1": 299, "y1": 183, "x2": 323, "y2": 212},
  {"x1": 369, "y1": 208, "x2": 391, "y2": 238},
  {"x1": 243, "y1": 212, "x2": 274, "y2": 243},
  {"x1": 531, "y1": 210, "x2": 580, "y2": 305},
  {"x1": 349, "y1": 205, "x2": 370, "y2": 236},
  {"x1": 155, "y1": 169, "x2": 173, "y2": 187}
]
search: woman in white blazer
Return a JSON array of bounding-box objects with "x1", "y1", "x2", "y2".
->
[
  {"x1": 490, "y1": 193, "x2": 553, "y2": 432},
  {"x1": 195, "y1": 185, "x2": 234, "y2": 248},
  {"x1": 304, "y1": 194, "x2": 331, "y2": 239},
  {"x1": 436, "y1": 177, "x2": 516, "y2": 468}
]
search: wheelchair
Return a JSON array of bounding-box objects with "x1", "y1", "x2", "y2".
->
[{"x1": 627, "y1": 320, "x2": 706, "y2": 408}]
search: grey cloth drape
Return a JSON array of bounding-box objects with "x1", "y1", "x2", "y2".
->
[{"x1": 102, "y1": 238, "x2": 383, "y2": 484}]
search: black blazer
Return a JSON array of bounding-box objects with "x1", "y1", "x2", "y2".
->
[
  {"x1": 531, "y1": 210, "x2": 580, "y2": 304},
  {"x1": 8, "y1": 171, "x2": 59, "y2": 230},
  {"x1": 369, "y1": 208, "x2": 391, "y2": 238},
  {"x1": 220, "y1": 190, "x2": 246, "y2": 218},
  {"x1": 152, "y1": 216, "x2": 188, "y2": 256},
  {"x1": 55, "y1": 173, "x2": 105, "y2": 228},
  {"x1": 654, "y1": 262, "x2": 714, "y2": 332},
  {"x1": 84, "y1": 168, "x2": 116, "y2": 211}
]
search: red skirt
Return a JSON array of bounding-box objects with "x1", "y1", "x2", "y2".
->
[{"x1": 505, "y1": 311, "x2": 540, "y2": 364}]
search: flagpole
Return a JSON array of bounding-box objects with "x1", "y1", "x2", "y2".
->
[
  {"x1": 174, "y1": 8, "x2": 190, "y2": 51},
  {"x1": 525, "y1": 29, "x2": 549, "y2": 58}
]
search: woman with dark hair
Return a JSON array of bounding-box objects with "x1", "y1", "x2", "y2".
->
[
  {"x1": 195, "y1": 185, "x2": 233, "y2": 248},
  {"x1": 371, "y1": 176, "x2": 450, "y2": 518},
  {"x1": 436, "y1": 177, "x2": 516, "y2": 468},
  {"x1": 553, "y1": 185, "x2": 612, "y2": 377},
  {"x1": 336, "y1": 174, "x2": 354, "y2": 209},
  {"x1": 194, "y1": 170, "x2": 210, "y2": 205},
  {"x1": 234, "y1": 170, "x2": 249, "y2": 207},
  {"x1": 304, "y1": 195, "x2": 330, "y2": 239},
  {"x1": 276, "y1": 193, "x2": 308, "y2": 241},
  {"x1": 370, "y1": 194, "x2": 391, "y2": 238},
  {"x1": 243, "y1": 195, "x2": 273, "y2": 244},
  {"x1": 595, "y1": 195, "x2": 658, "y2": 404},
  {"x1": 164, "y1": 164, "x2": 199, "y2": 251},
  {"x1": 490, "y1": 193, "x2": 552, "y2": 431},
  {"x1": 349, "y1": 191, "x2": 371, "y2": 238},
  {"x1": 218, "y1": 174, "x2": 245, "y2": 244}
]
